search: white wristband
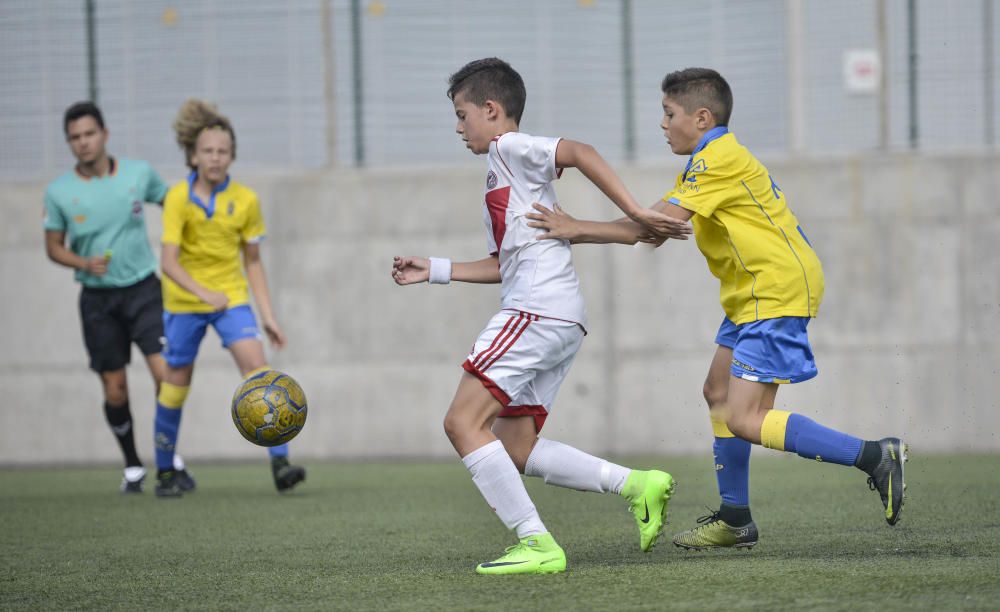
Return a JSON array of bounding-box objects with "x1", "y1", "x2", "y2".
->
[{"x1": 428, "y1": 257, "x2": 452, "y2": 284}]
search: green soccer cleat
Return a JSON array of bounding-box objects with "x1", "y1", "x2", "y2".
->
[
  {"x1": 475, "y1": 532, "x2": 567, "y2": 575},
  {"x1": 865, "y1": 437, "x2": 908, "y2": 525},
  {"x1": 672, "y1": 511, "x2": 758, "y2": 551},
  {"x1": 621, "y1": 469, "x2": 676, "y2": 552}
]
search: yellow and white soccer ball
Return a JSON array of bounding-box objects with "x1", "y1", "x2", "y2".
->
[{"x1": 231, "y1": 369, "x2": 308, "y2": 447}]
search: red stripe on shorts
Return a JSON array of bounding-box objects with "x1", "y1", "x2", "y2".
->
[
  {"x1": 479, "y1": 313, "x2": 534, "y2": 372},
  {"x1": 471, "y1": 313, "x2": 518, "y2": 370},
  {"x1": 473, "y1": 312, "x2": 525, "y2": 370}
]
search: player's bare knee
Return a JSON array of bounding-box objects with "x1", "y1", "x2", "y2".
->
[
  {"x1": 703, "y1": 380, "x2": 727, "y2": 409},
  {"x1": 442, "y1": 410, "x2": 468, "y2": 445},
  {"x1": 100, "y1": 371, "x2": 128, "y2": 405}
]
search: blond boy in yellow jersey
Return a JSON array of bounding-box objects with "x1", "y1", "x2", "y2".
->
[
  {"x1": 527, "y1": 68, "x2": 907, "y2": 549},
  {"x1": 154, "y1": 99, "x2": 305, "y2": 497}
]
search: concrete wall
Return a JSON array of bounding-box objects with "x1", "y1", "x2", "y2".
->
[{"x1": 2, "y1": 153, "x2": 998, "y2": 465}]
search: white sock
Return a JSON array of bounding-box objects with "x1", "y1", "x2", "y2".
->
[
  {"x1": 172, "y1": 453, "x2": 186, "y2": 471},
  {"x1": 524, "y1": 437, "x2": 631, "y2": 495},
  {"x1": 462, "y1": 439, "x2": 547, "y2": 539}
]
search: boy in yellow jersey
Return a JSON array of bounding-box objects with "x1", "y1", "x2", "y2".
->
[
  {"x1": 154, "y1": 99, "x2": 305, "y2": 497},
  {"x1": 526, "y1": 68, "x2": 906, "y2": 548}
]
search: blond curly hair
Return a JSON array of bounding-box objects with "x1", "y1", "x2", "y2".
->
[{"x1": 172, "y1": 98, "x2": 236, "y2": 170}]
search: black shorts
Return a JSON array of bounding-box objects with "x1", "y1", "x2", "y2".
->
[{"x1": 79, "y1": 274, "x2": 164, "y2": 372}]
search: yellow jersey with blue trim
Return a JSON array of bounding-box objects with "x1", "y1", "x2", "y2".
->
[
  {"x1": 161, "y1": 174, "x2": 266, "y2": 313},
  {"x1": 664, "y1": 128, "x2": 823, "y2": 324}
]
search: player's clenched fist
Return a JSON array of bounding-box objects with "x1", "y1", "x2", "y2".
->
[{"x1": 392, "y1": 255, "x2": 430, "y2": 285}]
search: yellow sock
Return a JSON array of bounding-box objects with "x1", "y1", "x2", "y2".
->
[
  {"x1": 710, "y1": 412, "x2": 736, "y2": 438},
  {"x1": 760, "y1": 409, "x2": 792, "y2": 451},
  {"x1": 157, "y1": 382, "x2": 189, "y2": 409}
]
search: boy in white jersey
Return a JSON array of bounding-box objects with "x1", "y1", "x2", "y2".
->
[{"x1": 392, "y1": 58, "x2": 692, "y2": 575}]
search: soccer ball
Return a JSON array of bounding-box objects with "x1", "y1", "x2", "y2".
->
[{"x1": 231, "y1": 369, "x2": 308, "y2": 447}]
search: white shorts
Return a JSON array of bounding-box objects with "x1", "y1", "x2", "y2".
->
[{"x1": 462, "y1": 310, "x2": 584, "y2": 432}]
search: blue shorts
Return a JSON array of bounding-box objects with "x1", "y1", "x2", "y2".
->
[
  {"x1": 163, "y1": 304, "x2": 261, "y2": 368},
  {"x1": 715, "y1": 316, "x2": 817, "y2": 384}
]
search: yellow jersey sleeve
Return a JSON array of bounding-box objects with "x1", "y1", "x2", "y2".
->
[
  {"x1": 663, "y1": 151, "x2": 743, "y2": 218},
  {"x1": 161, "y1": 183, "x2": 188, "y2": 245},
  {"x1": 241, "y1": 192, "x2": 266, "y2": 244}
]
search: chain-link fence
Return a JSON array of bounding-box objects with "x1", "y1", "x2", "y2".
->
[{"x1": 2, "y1": 0, "x2": 997, "y2": 180}]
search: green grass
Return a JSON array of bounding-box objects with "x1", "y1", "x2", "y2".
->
[{"x1": 2, "y1": 454, "x2": 999, "y2": 611}]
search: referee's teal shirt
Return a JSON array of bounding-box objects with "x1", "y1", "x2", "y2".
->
[{"x1": 44, "y1": 157, "x2": 168, "y2": 288}]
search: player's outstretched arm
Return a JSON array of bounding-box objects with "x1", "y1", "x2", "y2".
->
[
  {"x1": 243, "y1": 242, "x2": 286, "y2": 349},
  {"x1": 393, "y1": 255, "x2": 501, "y2": 285},
  {"x1": 650, "y1": 198, "x2": 694, "y2": 223},
  {"x1": 526, "y1": 203, "x2": 658, "y2": 245},
  {"x1": 554, "y1": 139, "x2": 691, "y2": 239},
  {"x1": 161, "y1": 242, "x2": 229, "y2": 311}
]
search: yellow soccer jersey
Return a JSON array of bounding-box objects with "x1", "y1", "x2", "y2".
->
[
  {"x1": 665, "y1": 129, "x2": 824, "y2": 324},
  {"x1": 161, "y1": 174, "x2": 266, "y2": 313}
]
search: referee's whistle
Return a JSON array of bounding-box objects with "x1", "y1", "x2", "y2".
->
[{"x1": 104, "y1": 249, "x2": 113, "y2": 259}]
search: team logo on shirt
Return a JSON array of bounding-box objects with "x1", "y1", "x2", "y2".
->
[
  {"x1": 131, "y1": 200, "x2": 143, "y2": 220},
  {"x1": 227, "y1": 201, "x2": 235, "y2": 216},
  {"x1": 686, "y1": 159, "x2": 707, "y2": 182},
  {"x1": 486, "y1": 170, "x2": 498, "y2": 190}
]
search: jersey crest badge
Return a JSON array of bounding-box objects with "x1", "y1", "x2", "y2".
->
[
  {"x1": 686, "y1": 159, "x2": 707, "y2": 182},
  {"x1": 486, "y1": 170, "x2": 498, "y2": 190},
  {"x1": 131, "y1": 200, "x2": 143, "y2": 220},
  {"x1": 227, "y1": 201, "x2": 235, "y2": 216}
]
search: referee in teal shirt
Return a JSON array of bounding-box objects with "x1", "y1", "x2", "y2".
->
[{"x1": 43, "y1": 102, "x2": 193, "y2": 494}]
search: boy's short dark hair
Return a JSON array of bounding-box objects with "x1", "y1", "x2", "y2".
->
[
  {"x1": 447, "y1": 58, "x2": 526, "y2": 124},
  {"x1": 660, "y1": 68, "x2": 733, "y2": 126},
  {"x1": 63, "y1": 101, "x2": 105, "y2": 135}
]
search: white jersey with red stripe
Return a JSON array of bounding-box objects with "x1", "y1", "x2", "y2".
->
[{"x1": 483, "y1": 131, "x2": 587, "y2": 328}]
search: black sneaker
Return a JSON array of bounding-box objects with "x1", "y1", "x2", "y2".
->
[
  {"x1": 175, "y1": 469, "x2": 197, "y2": 492},
  {"x1": 866, "y1": 437, "x2": 908, "y2": 525},
  {"x1": 155, "y1": 470, "x2": 184, "y2": 498},
  {"x1": 120, "y1": 466, "x2": 146, "y2": 494},
  {"x1": 271, "y1": 457, "x2": 306, "y2": 492}
]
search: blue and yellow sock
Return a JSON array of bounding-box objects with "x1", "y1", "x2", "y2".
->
[
  {"x1": 154, "y1": 382, "x2": 189, "y2": 472},
  {"x1": 712, "y1": 414, "x2": 751, "y2": 507},
  {"x1": 761, "y1": 410, "x2": 863, "y2": 466}
]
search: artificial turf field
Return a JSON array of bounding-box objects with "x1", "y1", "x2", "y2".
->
[{"x1": 2, "y1": 454, "x2": 998, "y2": 611}]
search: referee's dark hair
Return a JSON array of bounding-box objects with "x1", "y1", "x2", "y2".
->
[
  {"x1": 448, "y1": 57, "x2": 527, "y2": 125},
  {"x1": 63, "y1": 101, "x2": 105, "y2": 135},
  {"x1": 661, "y1": 68, "x2": 733, "y2": 127}
]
